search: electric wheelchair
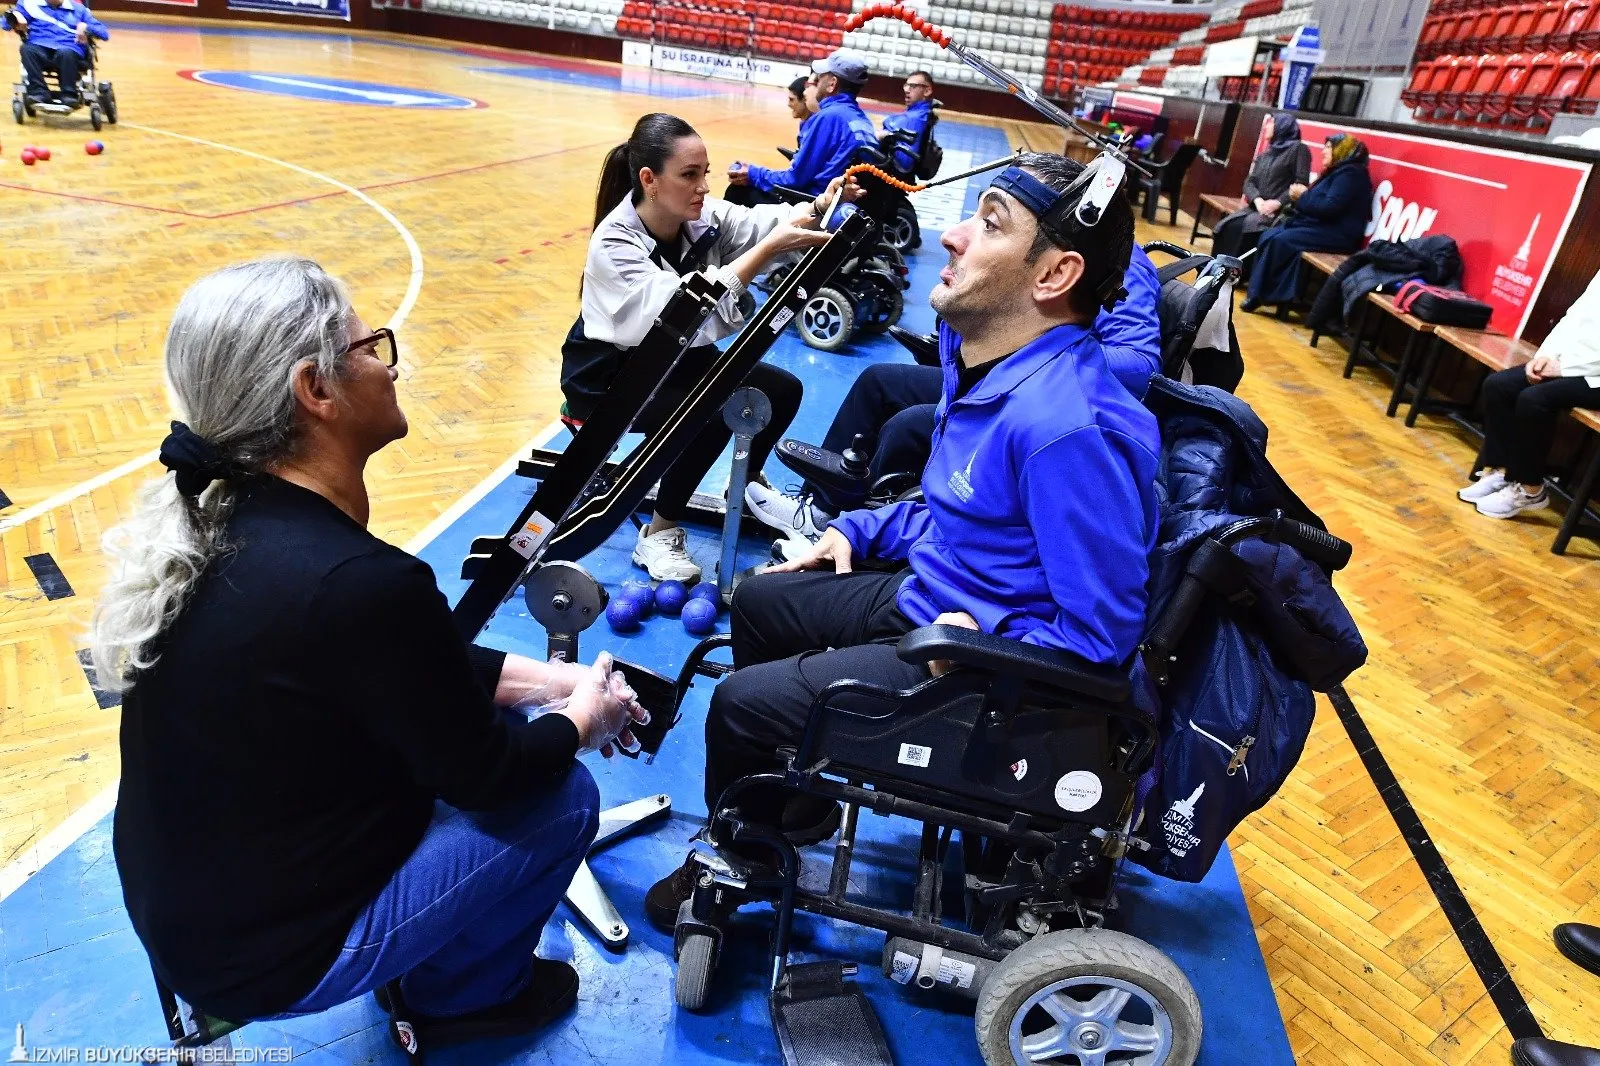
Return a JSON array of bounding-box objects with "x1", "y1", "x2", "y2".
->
[
  {"x1": 662, "y1": 508, "x2": 1348, "y2": 1066},
  {"x1": 6, "y1": 23, "x2": 116, "y2": 130},
  {"x1": 774, "y1": 240, "x2": 1246, "y2": 519},
  {"x1": 757, "y1": 146, "x2": 914, "y2": 353}
]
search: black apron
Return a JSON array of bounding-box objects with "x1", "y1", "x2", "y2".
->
[{"x1": 560, "y1": 222, "x2": 720, "y2": 421}]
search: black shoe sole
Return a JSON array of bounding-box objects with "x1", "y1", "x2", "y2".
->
[{"x1": 380, "y1": 964, "x2": 578, "y2": 1044}]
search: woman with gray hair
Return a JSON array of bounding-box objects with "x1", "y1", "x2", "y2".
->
[{"x1": 94, "y1": 257, "x2": 645, "y2": 1048}]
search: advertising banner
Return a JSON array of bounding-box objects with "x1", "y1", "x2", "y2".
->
[
  {"x1": 227, "y1": 0, "x2": 349, "y2": 18},
  {"x1": 1276, "y1": 25, "x2": 1324, "y2": 111},
  {"x1": 1299, "y1": 119, "x2": 1592, "y2": 337},
  {"x1": 1202, "y1": 36, "x2": 1259, "y2": 79},
  {"x1": 640, "y1": 44, "x2": 807, "y2": 87}
]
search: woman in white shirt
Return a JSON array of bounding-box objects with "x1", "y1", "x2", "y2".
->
[
  {"x1": 1459, "y1": 269, "x2": 1600, "y2": 518},
  {"x1": 563, "y1": 113, "x2": 845, "y2": 581}
]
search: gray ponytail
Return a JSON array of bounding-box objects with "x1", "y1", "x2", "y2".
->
[{"x1": 90, "y1": 257, "x2": 352, "y2": 693}]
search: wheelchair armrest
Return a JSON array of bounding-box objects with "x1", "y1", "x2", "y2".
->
[
  {"x1": 777, "y1": 146, "x2": 795, "y2": 161},
  {"x1": 895, "y1": 625, "x2": 1129, "y2": 704}
]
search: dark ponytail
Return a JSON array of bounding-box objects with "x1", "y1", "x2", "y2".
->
[{"x1": 592, "y1": 112, "x2": 699, "y2": 229}]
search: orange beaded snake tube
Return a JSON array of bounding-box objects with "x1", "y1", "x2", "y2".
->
[{"x1": 838, "y1": 3, "x2": 1148, "y2": 178}]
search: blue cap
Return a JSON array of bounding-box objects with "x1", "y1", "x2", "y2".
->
[{"x1": 813, "y1": 51, "x2": 870, "y2": 86}]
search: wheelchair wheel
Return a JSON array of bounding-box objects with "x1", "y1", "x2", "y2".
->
[
  {"x1": 974, "y1": 929, "x2": 1201, "y2": 1066},
  {"x1": 89, "y1": 103, "x2": 102, "y2": 131},
  {"x1": 674, "y1": 931, "x2": 718, "y2": 1011},
  {"x1": 11, "y1": 98, "x2": 21, "y2": 124},
  {"x1": 858, "y1": 280, "x2": 904, "y2": 335},
  {"x1": 884, "y1": 203, "x2": 920, "y2": 253},
  {"x1": 798, "y1": 286, "x2": 856, "y2": 352},
  {"x1": 100, "y1": 84, "x2": 117, "y2": 123}
]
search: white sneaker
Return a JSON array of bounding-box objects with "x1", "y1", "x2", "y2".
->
[
  {"x1": 632, "y1": 526, "x2": 702, "y2": 582},
  {"x1": 1457, "y1": 470, "x2": 1507, "y2": 502},
  {"x1": 744, "y1": 482, "x2": 832, "y2": 542},
  {"x1": 1475, "y1": 483, "x2": 1550, "y2": 519}
]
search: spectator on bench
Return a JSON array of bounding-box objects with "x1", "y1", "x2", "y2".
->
[
  {"x1": 1241, "y1": 133, "x2": 1371, "y2": 314},
  {"x1": 1459, "y1": 269, "x2": 1600, "y2": 519},
  {"x1": 1211, "y1": 112, "x2": 1311, "y2": 266}
]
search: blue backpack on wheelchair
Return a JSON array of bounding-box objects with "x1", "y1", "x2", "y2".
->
[{"x1": 1129, "y1": 377, "x2": 1368, "y2": 883}]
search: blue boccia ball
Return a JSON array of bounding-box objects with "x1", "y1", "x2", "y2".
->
[
  {"x1": 655, "y1": 579, "x2": 689, "y2": 616},
  {"x1": 682, "y1": 596, "x2": 718, "y2": 635},
  {"x1": 606, "y1": 595, "x2": 643, "y2": 633},
  {"x1": 687, "y1": 582, "x2": 721, "y2": 608},
  {"x1": 621, "y1": 580, "x2": 655, "y2": 617}
]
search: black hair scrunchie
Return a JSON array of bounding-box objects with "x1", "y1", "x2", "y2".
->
[{"x1": 158, "y1": 421, "x2": 238, "y2": 499}]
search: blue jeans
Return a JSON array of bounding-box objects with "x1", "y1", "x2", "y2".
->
[{"x1": 274, "y1": 765, "x2": 599, "y2": 1019}]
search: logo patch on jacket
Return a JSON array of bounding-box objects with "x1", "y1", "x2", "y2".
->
[{"x1": 948, "y1": 451, "x2": 977, "y2": 502}]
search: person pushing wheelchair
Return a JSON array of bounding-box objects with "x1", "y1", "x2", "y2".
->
[
  {"x1": 8, "y1": 0, "x2": 107, "y2": 108},
  {"x1": 646, "y1": 150, "x2": 1162, "y2": 928}
]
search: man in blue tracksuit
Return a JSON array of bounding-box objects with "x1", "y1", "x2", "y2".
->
[
  {"x1": 880, "y1": 70, "x2": 936, "y2": 174},
  {"x1": 744, "y1": 241, "x2": 1161, "y2": 539},
  {"x1": 645, "y1": 151, "x2": 1162, "y2": 928},
  {"x1": 724, "y1": 51, "x2": 877, "y2": 204},
  {"x1": 12, "y1": 0, "x2": 108, "y2": 106}
]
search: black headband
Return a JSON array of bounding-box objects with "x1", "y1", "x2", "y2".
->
[{"x1": 159, "y1": 421, "x2": 240, "y2": 499}]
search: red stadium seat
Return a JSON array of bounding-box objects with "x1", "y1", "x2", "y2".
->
[
  {"x1": 1549, "y1": 0, "x2": 1595, "y2": 52},
  {"x1": 1483, "y1": 53, "x2": 1532, "y2": 121},
  {"x1": 1401, "y1": 60, "x2": 1435, "y2": 107},
  {"x1": 1534, "y1": 49, "x2": 1592, "y2": 121},
  {"x1": 1505, "y1": 3, "x2": 1540, "y2": 52},
  {"x1": 1511, "y1": 50, "x2": 1560, "y2": 121},
  {"x1": 1462, "y1": 8, "x2": 1498, "y2": 52},
  {"x1": 1569, "y1": 51, "x2": 1600, "y2": 113},
  {"x1": 1436, "y1": 53, "x2": 1484, "y2": 120},
  {"x1": 1524, "y1": 2, "x2": 1565, "y2": 52},
  {"x1": 1484, "y1": 7, "x2": 1519, "y2": 52},
  {"x1": 1458, "y1": 53, "x2": 1506, "y2": 121}
]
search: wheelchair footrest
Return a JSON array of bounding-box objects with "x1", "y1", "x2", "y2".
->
[{"x1": 770, "y1": 961, "x2": 895, "y2": 1066}]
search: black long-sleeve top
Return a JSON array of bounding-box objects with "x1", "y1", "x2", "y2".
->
[{"x1": 112, "y1": 475, "x2": 581, "y2": 1022}]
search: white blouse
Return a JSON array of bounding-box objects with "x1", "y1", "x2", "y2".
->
[{"x1": 580, "y1": 195, "x2": 795, "y2": 350}]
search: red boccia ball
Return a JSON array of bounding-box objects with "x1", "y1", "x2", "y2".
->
[
  {"x1": 34, "y1": 146, "x2": 50, "y2": 161},
  {"x1": 85, "y1": 140, "x2": 104, "y2": 156},
  {"x1": 20, "y1": 149, "x2": 36, "y2": 166}
]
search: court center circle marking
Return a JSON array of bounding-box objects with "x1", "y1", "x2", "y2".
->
[{"x1": 0, "y1": 124, "x2": 425, "y2": 536}]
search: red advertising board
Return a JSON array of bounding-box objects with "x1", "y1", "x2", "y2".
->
[{"x1": 1290, "y1": 120, "x2": 1592, "y2": 337}]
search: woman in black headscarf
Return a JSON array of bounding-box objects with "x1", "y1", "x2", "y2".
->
[
  {"x1": 1211, "y1": 112, "x2": 1312, "y2": 263},
  {"x1": 1243, "y1": 132, "x2": 1374, "y2": 312}
]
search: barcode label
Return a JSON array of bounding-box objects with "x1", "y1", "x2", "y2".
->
[{"x1": 897, "y1": 743, "x2": 932, "y2": 768}]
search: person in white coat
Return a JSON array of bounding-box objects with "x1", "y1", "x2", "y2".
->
[
  {"x1": 561, "y1": 113, "x2": 853, "y2": 581},
  {"x1": 1459, "y1": 270, "x2": 1600, "y2": 518}
]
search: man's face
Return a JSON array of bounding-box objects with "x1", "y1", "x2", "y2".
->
[
  {"x1": 815, "y1": 72, "x2": 840, "y2": 100},
  {"x1": 929, "y1": 186, "x2": 1085, "y2": 328},
  {"x1": 903, "y1": 76, "x2": 933, "y2": 106},
  {"x1": 930, "y1": 189, "x2": 1039, "y2": 327},
  {"x1": 803, "y1": 76, "x2": 820, "y2": 113}
]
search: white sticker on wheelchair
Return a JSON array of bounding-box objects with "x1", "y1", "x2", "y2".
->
[
  {"x1": 897, "y1": 743, "x2": 933, "y2": 768},
  {"x1": 1010, "y1": 759, "x2": 1029, "y2": 782},
  {"x1": 508, "y1": 510, "x2": 555, "y2": 560},
  {"x1": 1053, "y1": 771, "x2": 1102, "y2": 813},
  {"x1": 937, "y1": 955, "x2": 977, "y2": 989},
  {"x1": 890, "y1": 951, "x2": 918, "y2": 985}
]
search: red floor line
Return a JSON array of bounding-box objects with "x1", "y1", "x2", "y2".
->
[{"x1": 0, "y1": 182, "x2": 208, "y2": 218}]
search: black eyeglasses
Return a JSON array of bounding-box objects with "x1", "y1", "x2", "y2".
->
[{"x1": 343, "y1": 327, "x2": 397, "y2": 368}]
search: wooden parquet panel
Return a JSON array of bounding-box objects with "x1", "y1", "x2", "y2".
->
[{"x1": 2, "y1": 16, "x2": 1598, "y2": 1062}]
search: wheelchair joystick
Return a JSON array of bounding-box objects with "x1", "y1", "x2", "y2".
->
[{"x1": 841, "y1": 434, "x2": 871, "y2": 480}]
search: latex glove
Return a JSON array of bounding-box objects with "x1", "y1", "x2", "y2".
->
[
  {"x1": 764, "y1": 526, "x2": 854, "y2": 574},
  {"x1": 928, "y1": 611, "x2": 979, "y2": 678}
]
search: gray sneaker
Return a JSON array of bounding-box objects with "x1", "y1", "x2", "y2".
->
[{"x1": 1475, "y1": 483, "x2": 1549, "y2": 519}]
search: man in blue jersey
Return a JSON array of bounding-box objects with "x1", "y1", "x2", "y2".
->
[
  {"x1": 880, "y1": 70, "x2": 935, "y2": 174},
  {"x1": 646, "y1": 152, "x2": 1162, "y2": 928},
  {"x1": 724, "y1": 51, "x2": 877, "y2": 205},
  {"x1": 10, "y1": 0, "x2": 107, "y2": 106}
]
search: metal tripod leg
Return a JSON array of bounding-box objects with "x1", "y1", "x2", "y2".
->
[
  {"x1": 564, "y1": 793, "x2": 673, "y2": 951},
  {"x1": 718, "y1": 387, "x2": 773, "y2": 603}
]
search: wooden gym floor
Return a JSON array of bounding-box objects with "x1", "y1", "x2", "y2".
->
[{"x1": 1, "y1": 15, "x2": 1597, "y2": 1063}]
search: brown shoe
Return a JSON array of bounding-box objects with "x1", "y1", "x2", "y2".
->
[{"x1": 645, "y1": 857, "x2": 699, "y2": 934}]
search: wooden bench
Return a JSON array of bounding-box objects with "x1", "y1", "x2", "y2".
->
[
  {"x1": 1341, "y1": 293, "x2": 1440, "y2": 419},
  {"x1": 1402, "y1": 327, "x2": 1531, "y2": 428},
  {"x1": 1300, "y1": 251, "x2": 1348, "y2": 347},
  {"x1": 1188, "y1": 193, "x2": 1241, "y2": 244}
]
